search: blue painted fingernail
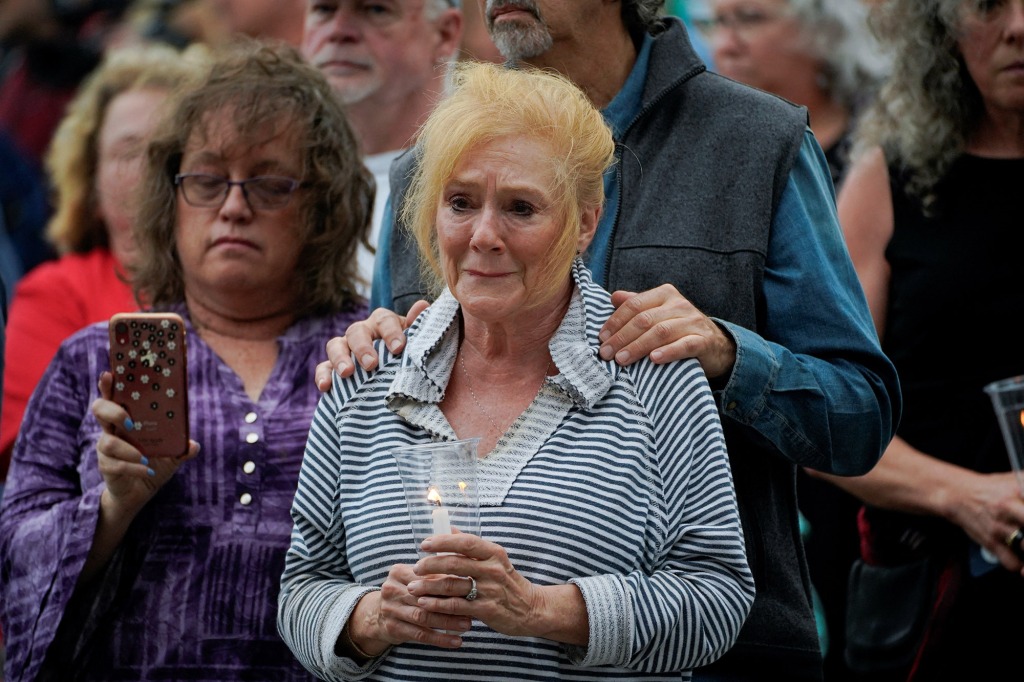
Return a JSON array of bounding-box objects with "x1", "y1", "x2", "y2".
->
[
  {"x1": 124, "y1": 417, "x2": 134, "y2": 430},
  {"x1": 147, "y1": 468, "x2": 156, "y2": 477},
  {"x1": 140, "y1": 456, "x2": 149, "y2": 466}
]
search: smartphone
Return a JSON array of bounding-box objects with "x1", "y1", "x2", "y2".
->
[{"x1": 108, "y1": 312, "x2": 189, "y2": 457}]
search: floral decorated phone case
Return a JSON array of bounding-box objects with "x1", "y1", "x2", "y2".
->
[{"x1": 108, "y1": 312, "x2": 189, "y2": 457}]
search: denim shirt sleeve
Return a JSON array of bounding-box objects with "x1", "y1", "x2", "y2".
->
[
  {"x1": 714, "y1": 130, "x2": 901, "y2": 475},
  {"x1": 369, "y1": 193, "x2": 394, "y2": 311}
]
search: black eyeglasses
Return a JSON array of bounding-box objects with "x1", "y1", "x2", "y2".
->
[{"x1": 174, "y1": 173, "x2": 305, "y2": 210}]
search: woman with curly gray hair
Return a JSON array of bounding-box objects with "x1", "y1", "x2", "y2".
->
[
  {"x1": 814, "y1": 0, "x2": 1024, "y2": 679},
  {"x1": 703, "y1": 0, "x2": 889, "y2": 187}
]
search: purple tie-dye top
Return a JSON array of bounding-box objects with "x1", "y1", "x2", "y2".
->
[{"x1": 0, "y1": 302, "x2": 366, "y2": 681}]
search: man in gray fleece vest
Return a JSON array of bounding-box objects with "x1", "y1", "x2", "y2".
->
[{"x1": 317, "y1": 1, "x2": 902, "y2": 679}]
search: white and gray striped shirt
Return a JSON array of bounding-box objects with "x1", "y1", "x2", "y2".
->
[{"x1": 278, "y1": 261, "x2": 754, "y2": 681}]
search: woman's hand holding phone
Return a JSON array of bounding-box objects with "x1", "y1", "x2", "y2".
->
[
  {"x1": 108, "y1": 312, "x2": 190, "y2": 457},
  {"x1": 92, "y1": 372, "x2": 200, "y2": 515},
  {"x1": 83, "y1": 370, "x2": 200, "y2": 581},
  {"x1": 95, "y1": 312, "x2": 199, "y2": 516}
]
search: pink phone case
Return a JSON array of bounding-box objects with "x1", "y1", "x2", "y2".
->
[{"x1": 108, "y1": 312, "x2": 189, "y2": 457}]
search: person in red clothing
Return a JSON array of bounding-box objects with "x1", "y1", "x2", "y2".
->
[
  {"x1": 0, "y1": 0, "x2": 135, "y2": 276},
  {"x1": 0, "y1": 42, "x2": 206, "y2": 480}
]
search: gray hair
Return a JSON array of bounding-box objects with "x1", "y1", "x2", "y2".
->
[
  {"x1": 787, "y1": 0, "x2": 891, "y2": 113},
  {"x1": 424, "y1": 0, "x2": 459, "y2": 20},
  {"x1": 849, "y1": 0, "x2": 971, "y2": 213},
  {"x1": 622, "y1": 0, "x2": 668, "y2": 35}
]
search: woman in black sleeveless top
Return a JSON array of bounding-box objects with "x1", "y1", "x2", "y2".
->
[{"x1": 810, "y1": 1, "x2": 1024, "y2": 680}]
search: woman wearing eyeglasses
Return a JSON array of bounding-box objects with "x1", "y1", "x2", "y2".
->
[
  {"x1": 0, "y1": 40, "x2": 371, "y2": 682},
  {"x1": 700, "y1": 0, "x2": 889, "y2": 189}
]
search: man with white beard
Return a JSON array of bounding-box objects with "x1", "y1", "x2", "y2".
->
[{"x1": 301, "y1": 0, "x2": 462, "y2": 298}]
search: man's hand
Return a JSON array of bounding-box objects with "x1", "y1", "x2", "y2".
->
[
  {"x1": 315, "y1": 300, "x2": 430, "y2": 391},
  {"x1": 599, "y1": 285, "x2": 736, "y2": 380}
]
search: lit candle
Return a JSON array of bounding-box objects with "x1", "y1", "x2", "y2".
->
[
  {"x1": 428, "y1": 487, "x2": 457, "y2": 633},
  {"x1": 1016, "y1": 411, "x2": 1024, "y2": 494},
  {"x1": 427, "y1": 487, "x2": 450, "y2": 537}
]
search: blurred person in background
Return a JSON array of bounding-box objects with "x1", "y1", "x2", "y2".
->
[
  {"x1": 665, "y1": 0, "x2": 716, "y2": 66},
  {"x1": 0, "y1": 0, "x2": 131, "y2": 167},
  {"x1": 701, "y1": 0, "x2": 889, "y2": 187},
  {"x1": 0, "y1": 0, "x2": 214, "y2": 283},
  {"x1": 0, "y1": 39, "x2": 371, "y2": 681},
  {"x1": 109, "y1": 0, "x2": 233, "y2": 49},
  {"x1": 301, "y1": 0, "x2": 462, "y2": 299},
  {"x1": 0, "y1": 42, "x2": 201, "y2": 485},
  {"x1": 812, "y1": 0, "x2": 1024, "y2": 679},
  {"x1": 698, "y1": 1, "x2": 891, "y2": 677},
  {"x1": 0, "y1": 0, "x2": 133, "y2": 279}
]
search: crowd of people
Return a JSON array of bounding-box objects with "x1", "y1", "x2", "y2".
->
[{"x1": 0, "y1": 0, "x2": 1021, "y2": 681}]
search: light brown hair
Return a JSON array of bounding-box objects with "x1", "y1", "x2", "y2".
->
[{"x1": 131, "y1": 38, "x2": 374, "y2": 315}]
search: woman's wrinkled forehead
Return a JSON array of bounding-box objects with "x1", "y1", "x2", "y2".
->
[{"x1": 183, "y1": 105, "x2": 300, "y2": 159}]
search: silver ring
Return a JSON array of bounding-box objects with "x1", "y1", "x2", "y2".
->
[
  {"x1": 464, "y1": 576, "x2": 478, "y2": 601},
  {"x1": 1006, "y1": 527, "x2": 1024, "y2": 550}
]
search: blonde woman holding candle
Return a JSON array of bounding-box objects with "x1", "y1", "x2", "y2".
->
[{"x1": 278, "y1": 60, "x2": 753, "y2": 682}]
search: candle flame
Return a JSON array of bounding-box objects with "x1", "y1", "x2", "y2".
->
[
  {"x1": 458, "y1": 481, "x2": 467, "y2": 492},
  {"x1": 427, "y1": 487, "x2": 442, "y2": 506},
  {"x1": 1019, "y1": 410, "x2": 1024, "y2": 429}
]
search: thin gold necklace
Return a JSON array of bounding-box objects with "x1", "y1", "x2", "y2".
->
[{"x1": 457, "y1": 349, "x2": 552, "y2": 433}]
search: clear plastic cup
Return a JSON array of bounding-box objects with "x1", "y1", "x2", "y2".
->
[{"x1": 391, "y1": 438, "x2": 481, "y2": 557}]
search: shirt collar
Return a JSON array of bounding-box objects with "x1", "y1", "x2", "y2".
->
[{"x1": 386, "y1": 258, "x2": 616, "y2": 412}]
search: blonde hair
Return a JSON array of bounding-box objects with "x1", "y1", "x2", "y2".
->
[
  {"x1": 402, "y1": 60, "x2": 615, "y2": 303},
  {"x1": 44, "y1": 42, "x2": 204, "y2": 255}
]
